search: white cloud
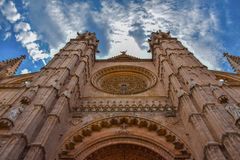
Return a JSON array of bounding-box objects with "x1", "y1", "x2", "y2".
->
[
  {"x1": 15, "y1": 31, "x2": 38, "y2": 45},
  {"x1": 20, "y1": 68, "x2": 30, "y2": 74},
  {"x1": 3, "y1": 31, "x2": 11, "y2": 40},
  {"x1": 22, "y1": 0, "x2": 30, "y2": 8},
  {"x1": 16, "y1": 31, "x2": 38, "y2": 44},
  {"x1": 0, "y1": 0, "x2": 49, "y2": 62},
  {"x1": 14, "y1": 22, "x2": 31, "y2": 32},
  {"x1": 91, "y1": 0, "x2": 224, "y2": 69},
  {"x1": 44, "y1": 0, "x2": 90, "y2": 56},
  {"x1": 24, "y1": 42, "x2": 49, "y2": 61},
  {"x1": 0, "y1": 1, "x2": 20, "y2": 23},
  {"x1": 16, "y1": 0, "x2": 226, "y2": 70}
]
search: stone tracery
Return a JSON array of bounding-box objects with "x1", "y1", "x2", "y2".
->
[{"x1": 91, "y1": 65, "x2": 157, "y2": 95}]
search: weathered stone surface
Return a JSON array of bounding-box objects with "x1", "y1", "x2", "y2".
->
[{"x1": 0, "y1": 31, "x2": 240, "y2": 160}]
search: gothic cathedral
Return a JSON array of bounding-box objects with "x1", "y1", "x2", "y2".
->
[{"x1": 0, "y1": 31, "x2": 240, "y2": 160}]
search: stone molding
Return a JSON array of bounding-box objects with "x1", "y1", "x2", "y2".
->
[
  {"x1": 91, "y1": 65, "x2": 157, "y2": 95},
  {"x1": 59, "y1": 116, "x2": 191, "y2": 159}
]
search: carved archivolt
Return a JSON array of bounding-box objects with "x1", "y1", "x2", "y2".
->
[
  {"x1": 91, "y1": 65, "x2": 157, "y2": 95},
  {"x1": 59, "y1": 116, "x2": 191, "y2": 159}
]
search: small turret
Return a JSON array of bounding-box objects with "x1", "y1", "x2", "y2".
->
[
  {"x1": 224, "y1": 52, "x2": 240, "y2": 73},
  {"x1": 0, "y1": 55, "x2": 26, "y2": 78}
]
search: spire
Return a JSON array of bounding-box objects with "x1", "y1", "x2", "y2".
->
[
  {"x1": 224, "y1": 53, "x2": 240, "y2": 74},
  {"x1": 0, "y1": 55, "x2": 26, "y2": 78}
]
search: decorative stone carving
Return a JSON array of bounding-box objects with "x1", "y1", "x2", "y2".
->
[
  {"x1": 225, "y1": 104, "x2": 240, "y2": 128},
  {"x1": 91, "y1": 65, "x2": 157, "y2": 95},
  {"x1": 60, "y1": 116, "x2": 190, "y2": 159},
  {"x1": 70, "y1": 117, "x2": 82, "y2": 126},
  {"x1": 218, "y1": 95, "x2": 229, "y2": 104},
  {"x1": 2, "y1": 31, "x2": 240, "y2": 160},
  {"x1": 165, "y1": 107, "x2": 176, "y2": 117},
  {"x1": 210, "y1": 85, "x2": 228, "y2": 103},
  {"x1": 20, "y1": 86, "x2": 39, "y2": 105},
  {"x1": 177, "y1": 89, "x2": 187, "y2": 98},
  {"x1": 0, "y1": 118, "x2": 13, "y2": 129},
  {"x1": 77, "y1": 105, "x2": 166, "y2": 112},
  {"x1": 62, "y1": 90, "x2": 71, "y2": 99},
  {"x1": 116, "y1": 123, "x2": 129, "y2": 135},
  {"x1": 0, "y1": 106, "x2": 23, "y2": 129},
  {"x1": 73, "y1": 99, "x2": 171, "y2": 113},
  {"x1": 189, "y1": 79, "x2": 197, "y2": 90},
  {"x1": 20, "y1": 96, "x2": 31, "y2": 105},
  {"x1": 7, "y1": 106, "x2": 24, "y2": 121},
  {"x1": 204, "y1": 142, "x2": 225, "y2": 160},
  {"x1": 24, "y1": 81, "x2": 31, "y2": 88}
]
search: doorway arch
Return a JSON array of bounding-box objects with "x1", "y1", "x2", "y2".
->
[
  {"x1": 58, "y1": 116, "x2": 192, "y2": 160},
  {"x1": 84, "y1": 143, "x2": 166, "y2": 160}
]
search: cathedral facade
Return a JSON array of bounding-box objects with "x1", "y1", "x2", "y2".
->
[{"x1": 0, "y1": 31, "x2": 240, "y2": 160}]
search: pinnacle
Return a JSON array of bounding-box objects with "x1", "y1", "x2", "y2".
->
[
  {"x1": 1, "y1": 55, "x2": 26, "y2": 63},
  {"x1": 224, "y1": 52, "x2": 240, "y2": 73},
  {"x1": 0, "y1": 55, "x2": 26, "y2": 78}
]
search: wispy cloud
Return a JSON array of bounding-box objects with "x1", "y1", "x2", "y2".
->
[
  {"x1": 3, "y1": 31, "x2": 11, "y2": 40},
  {"x1": 0, "y1": 0, "x2": 49, "y2": 64},
  {"x1": 26, "y1": 0, "x2": 90, "y2": 57},
  {"x1": 0, "y1": 1, "x2": 20, "y2": 23},
  {"x1": 14, "y1": 22, "x2": 31, "y2": 32},
  {"x1": 5, "y1": 0, "x2": 231, "y2": 70}
]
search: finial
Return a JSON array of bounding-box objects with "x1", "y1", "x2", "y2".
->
[
  {"x1": 20, "y1": 55, "x2": 26, "y2": 59},
  {"x1": 120, "y1": 50, "x2": 127, "y2": 55},
  {"x1": 223, "y1": 52, "x2": 229, "y2": 57}
]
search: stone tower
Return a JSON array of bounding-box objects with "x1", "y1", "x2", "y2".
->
[
  {"x1": 0, "y1": 31, "x2": 240, "y2": 160},
  {"x1": 0, "y1": 55, "x2": 26, "y2": 78}
]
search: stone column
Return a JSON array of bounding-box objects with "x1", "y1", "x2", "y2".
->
[
  {"x1": 169, "y1": 68, "x2": 225, "y2": 160},
  {"x1": 149, "y1": 31, "x2": 227, "y2": 160},
  {"x1": 156, "y1": 31, "x2": 240, "y2": 159},
  {"x1": 23, "y1": 62, "x2": 87, "y2": 160},
  {"x1": 169, "y1": 42, "x2": 240, "y2": 159},
  {"x1": 0, "y1": 32, "x2": 98, "y2": 160}
]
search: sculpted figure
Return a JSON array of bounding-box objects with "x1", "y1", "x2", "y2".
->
[{"x1": 7, "y1": 106, "x2": 24, "y2": 121}]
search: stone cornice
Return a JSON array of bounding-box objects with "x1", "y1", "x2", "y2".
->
[{"x1": 72, "y1": 97, "x2": 176, "y2": 113}]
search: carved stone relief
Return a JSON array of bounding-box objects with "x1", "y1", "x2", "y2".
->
[
  {"x1": 91, "y1": 65, "x2": 157, "y2": 95},
  {"x1": 225, "y1": 104, "x2": 240, "y2": 128}
]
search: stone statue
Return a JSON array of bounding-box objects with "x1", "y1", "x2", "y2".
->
[{"x1": 7, "y1": 106, "x2": 24, "y2": 121}]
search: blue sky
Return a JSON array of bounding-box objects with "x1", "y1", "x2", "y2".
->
[{"x1": 0, "y1": 0, "x2": 240, "y2": 74}]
